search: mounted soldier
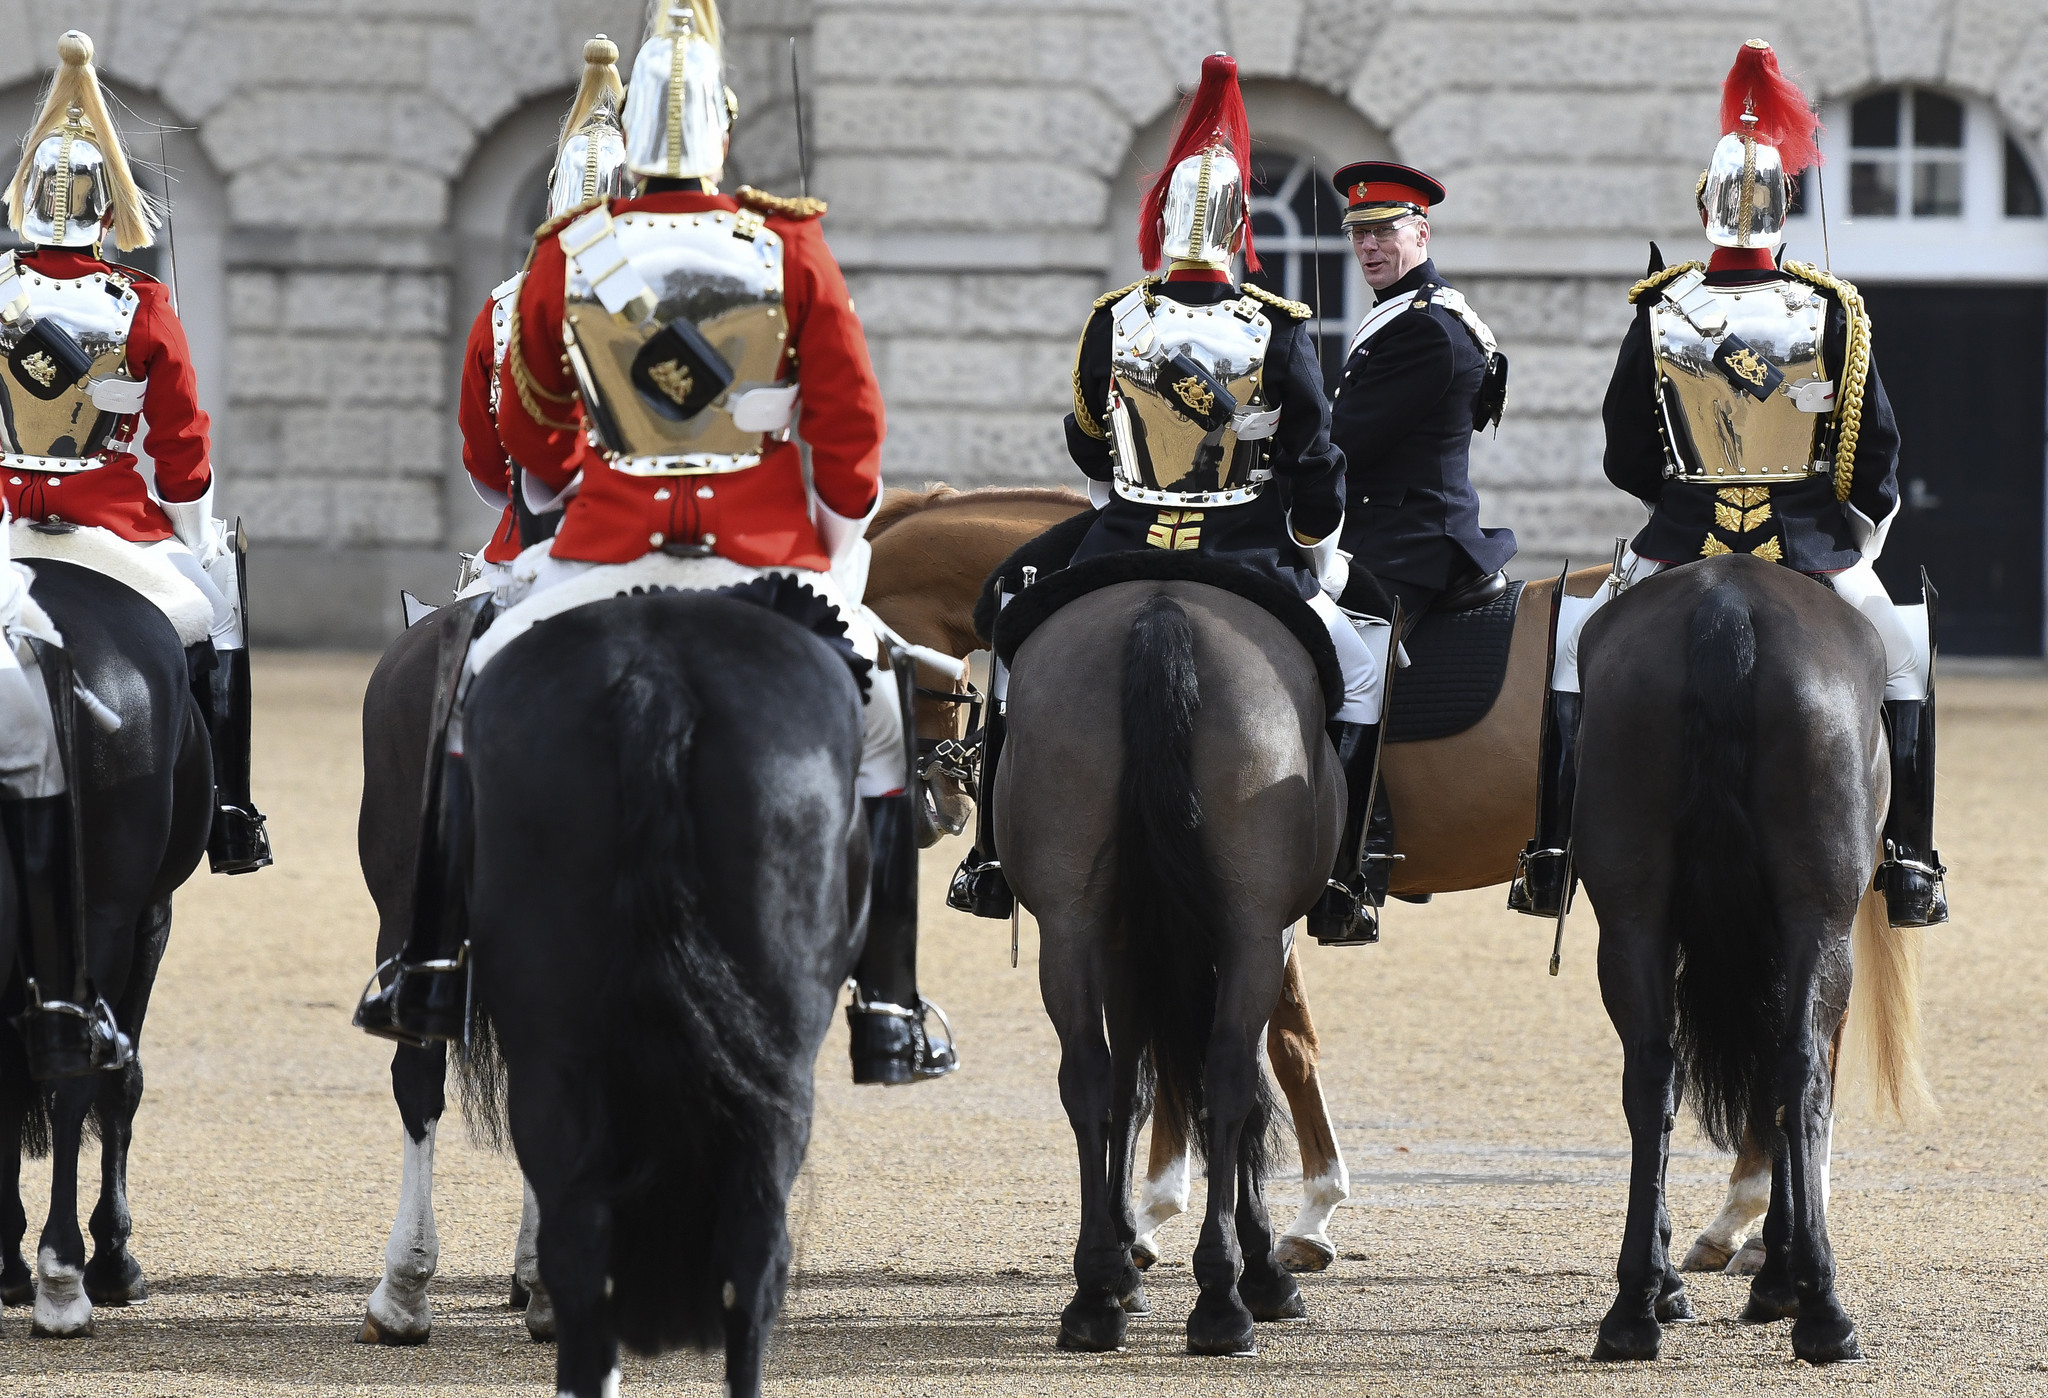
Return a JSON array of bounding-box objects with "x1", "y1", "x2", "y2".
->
[
  {"x1": 455, "y1": 37, "x2": 630, "y2": 598},
  {"x1": 1514, "y1": 40, "x2": 1944, "y2": 930},
  {"x1": 356, "y1": 0, "x2": 956, "y2": 1085},
  {"x1": 945, "y1": 53, "x2": 1396, "y2": 944}
]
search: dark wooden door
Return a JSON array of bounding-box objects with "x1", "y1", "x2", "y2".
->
[{"x1": 1861, "y1": 284, "x2": 2045, "y2": 656}]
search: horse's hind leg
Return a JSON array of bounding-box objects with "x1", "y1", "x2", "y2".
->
[
  {"x1": 1269, "y1": 948, "x2": 1347, "y2": 1273},
  {"x1": 0, "y1": 1042, "x2": 33, "y2": 1305},
  {"x1": 1683, "y1": 1131, "x2": 1771, "y2": 1273},
  {"x1": 514, "y1": 1076, "x2": 620, "y2": 1398},
  {"x1": 512, "y1": 1175, "x2": 555, "y2": 1340},
  {"x1": 360, "y1": 1042, "x2": 446, "y2": 1345},
  {"x1": 82, "y1": 1058, "x2": 147, "y2": 1304},
  {"x1": 1132, "y1": 1111, "x2": 1189, "y2": 1269},
  {"x1": 1103, "y1": 988, "x2": 1149, "y2": 1316},
  {"x1": 1234, "y1": 1096, "x2": 1307, "y2": 1324},
  {"x1": 32, "y1": 1078, "x2": 96, "y2": 1337}
]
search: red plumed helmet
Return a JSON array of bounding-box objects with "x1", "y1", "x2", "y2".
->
[
  {"x1": 1139, "y1": 52, "x2": 1259, "y2": 272},
  {"x1": 1720, "y1": 39, "x2": 1823, "y2": 177}
]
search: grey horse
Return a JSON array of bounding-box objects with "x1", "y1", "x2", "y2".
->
[
  {"x1": 1574, "y1": 555, "x2": 1925, "y2": 1365},
  {"x1": 997, "y1": 581, "x2": 1338, "y2": 1355}
]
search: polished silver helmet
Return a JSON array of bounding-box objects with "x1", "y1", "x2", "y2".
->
[
  {"x1": 1158, "y1": 145, "x2": 1246, "y2": 269},
  {"x1": 1702, "y1": 111, "x2": 1789, "y2": 250},
  {"x1": 549, "y1": 118, "x2": 630, "y2": 218},
  {"x1": 18, "y1": 110, "x2": 112, "y2": 249},
  {"x1": 621, "y1": 3, "x2": 731, "y2": 183}
]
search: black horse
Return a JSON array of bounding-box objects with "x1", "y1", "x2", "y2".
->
[
  {"x1": 0, "y1": 561, "x2": 211, "y2": 1336},
  {"x1": 458, "y1": 589, "x2": 867, "y2": 1398},
  {"x1": 1574, "y1": 556, "x2": 1926, "y2": 1365}
]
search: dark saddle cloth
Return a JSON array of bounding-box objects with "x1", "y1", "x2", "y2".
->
[
  {"x1": 982, "y1": 546, "x2": 1343, "y2": 717},
  {"x1": 1386, "y1": 579, "x2": 1524, "y2": 744}
]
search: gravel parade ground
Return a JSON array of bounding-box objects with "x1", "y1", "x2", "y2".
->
[{"x1": 0, "y1": 653, "x2": 2041, "y2": 1396}]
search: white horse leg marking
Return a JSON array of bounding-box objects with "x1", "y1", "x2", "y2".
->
[
  {"x1": 1682, "y1": 1151, "x2": 1772, "y2": 1273},
  {"x1": 32, "y1": 1246, "x2": 92, "y2": 1336},
  {"x1": 1820, "y1": 1112, "x2": 1833, "y2": 1215},
  {"x1": 558, "y1": 1366, "x2": 621, "y2": 1398},
  {"x1": 517, "y1": 1177, "x2": 555, "y2": 1341},
  {"x1": 1278, "y1": 1155, "x2": 1350, "y2": 1271},
  {"x1": 1131, "y1": 1147, "x2": 1191, "y2": 1265},
  {"x1": 363, "y1": 1121, "x2": 439, "y2": 1343}
]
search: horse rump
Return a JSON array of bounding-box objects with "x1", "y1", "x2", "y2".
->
[
  {"x1": 1669, "y1": 581, "x2": 1783, "y2": 1151},
  {"x1": 1114, "y1": 593, "x2": 1278, "y2": 1176}
]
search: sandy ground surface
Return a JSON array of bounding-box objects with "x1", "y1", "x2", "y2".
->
[{"x1": 0, "y1": 652, "x2": 2042, "y2": 1396}]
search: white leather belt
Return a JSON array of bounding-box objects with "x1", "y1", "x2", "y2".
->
[{"x1": 2, "y1": 453, "x2": 107, "y2": 475}]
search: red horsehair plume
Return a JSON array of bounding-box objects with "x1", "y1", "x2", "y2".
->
[
  {"x1": 1720, "y1": 39, "x2": 1823, "y2": 177},
  {"x1": 1139, "y1": 52, "x2": 1259, "y2": 272}
]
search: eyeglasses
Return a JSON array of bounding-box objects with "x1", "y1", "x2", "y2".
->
[{"x1": 1349, "y1": 218, "x2": 1420, "y2": 246}]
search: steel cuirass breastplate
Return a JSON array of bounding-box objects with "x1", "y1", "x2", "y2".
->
[
  {"x1": 558, "y1": 206, "x2": 797, "y2": 477},
  {"x1": 1649, "y1": 271, "x2": 1832, "y2": 484},
  {"x1": 0, "y1": 253, "x2": 143, "y2": 474},
  {"x1": 1104, "y1": 285, "x2": 1277, "y2": 508}
]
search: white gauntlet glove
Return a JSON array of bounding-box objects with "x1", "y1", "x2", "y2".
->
[
  {"x1": 159, "y1": 480, "x2": 229, "y2": 567},
  {"x1": 1289, "y1": 510, "x2": 1350, "y2": 600},
  {"x1": 813, "y1": 491, "x2": 881, "y2": 607}
]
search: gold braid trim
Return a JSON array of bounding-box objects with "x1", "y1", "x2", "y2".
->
[
  {"x1": 1629, "y1": 260, "x2": 1704, "y2": 305},
  {"x1": 532, "y1": 201, "x2": 600, "y2": 242},
  {"x1": 735, "y1": 186, "x2": 826, "y2": 220},
  {"x1": 1783, "y1": 261, "x2": 1871, "y2": 502},
  {"x1": 1071, "y1": 279, "x2": 1154, "y2": 440},
  {"x1": 1243, "y1": 282, "x2": 1313, "y2": 320},
  {"x1": 504, "y1": 296, "x2": 581, "y2": 432}
]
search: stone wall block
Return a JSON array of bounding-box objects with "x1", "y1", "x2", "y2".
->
[
  {"x1": 813, "y1": 86, "x2": 953, "y2": 157},
  {"x1": 1867, "y1": 0, "x2": 1955, "y2": 84},
  {"x1": 283, "y1": 272, "x2": 387, "y2": 332},
  {"x1": 386, "y1": 272, "x2": 449, "y2": 336},
  {"x1": 1489, "y1": 344, "x2": 1614, "y2": 415},
  {"x1": 1454, "y1": 278, "x2": 1585, "y2": 343},
  {"x1": 817, "y1": 157, "x2": 1104, "y2": 232},
  {"x1": 1346, "y1": 20, "x2": 1439, "y2": 131},
  {"x1": 155, "y1": 21, "x2": 248, "y2": 120},
  {"x1": 1580, "y1": 278, "x2": 1642, "y2": 344},
  {"x1": 954, "y1": 410, "x2": 1072, "y2": 484},
  {"x1": 877, "y1": 409, "x2": 958, "y2": 485},
  {"x1": 812, "y1": 13, "x2": 1091, "y2": 85},
  {"x1": 1083, "y1": 14, "x2": 1181, "y2": 125},
  {"x1": 425, "y1": 29, "x2": 527, "y2": 133},
  {"x1": 229, "y1": 272, "x2": 285, "y2": 331},
  {"x1": 0, "y1": 5, "x2": 36, "y2": 88},
  {"x1": 956, "y1": 272, "x2": 1109, "y2": 335},
  {"x1": 1296, "y1": 0, "x2": 1387, "y2": 92},
  {"x1": 1141, "y1": 0, "x2": 1226, "y2": 85},
  {"x1": 100, "y1": 0, "x2": 196, "y2": 91},
  {"x1": 1949, "y1": 0, "x2": 2046, "y2": 94},
  {"x1": 1997, "y1": 22, "x2": 2048, "y2": 135},
  {"x1": 230, "y1": 477, "x2": 332, "y2": 543},
  {"x1": 1468, "y1": 416, "x2": 1608, "y2": 489},
  {"x1": 844, "y1": 273, "x2": 961, "y2": 336},
  {"x1": 231, "y1": 334, "x2": 444, "y2": 408},
  {"x1": 1778, "y1": 0, "x2": 1877, "y2": 99},
  {"x1": 878, "y1": 337, "x2": 1069, "y2": 411},
  {"x1": 230, "y1": 164, "x2": 450, "y2": 229},
  {"x1": 1222, "y1": 0, "x2": 1304, "y2": 79},
  {"x1": 1486, "y1": 484, "x2": 1645, "y2": 561},
  {"x1": 335, "y1": 479, "x2": 442, "y2": 544}
]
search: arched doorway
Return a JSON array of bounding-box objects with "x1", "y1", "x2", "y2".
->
[{"x1": 1788, "y1": 88, "x2": 2048, "y2": 655}]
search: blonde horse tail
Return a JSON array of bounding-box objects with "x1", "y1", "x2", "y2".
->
[{"x1": 1842, "y1": 887, "x2": 1935, "y2": 1122}]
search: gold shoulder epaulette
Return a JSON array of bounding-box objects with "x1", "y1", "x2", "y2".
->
[
  {"x1": 1783, "y1": 261, "x2": 1872, "y2": 503},
  {"x1": 736, "y1": 186, "x2": 826, "y2": 220},
  {"x1": 1092, "y1": 277, "x2": 1152, "y2": 311},
  {"x1": 1629, "y1": 260, "x2": 1705, "y2": 304},
  {"x1": 1244, "y1": 282, "x2": 1313, "y2": 320}
]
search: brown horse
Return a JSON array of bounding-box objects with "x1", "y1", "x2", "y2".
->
[{"x1": 865, "y1": 485, "x2": 1786, "y2": 1276}]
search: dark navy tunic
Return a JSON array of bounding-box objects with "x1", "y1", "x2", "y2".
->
[
  {"x1": 1065, "y1": 277, "x2": 1346, "y2": 600},
  {"x1": 1330, "y1": 258, "x2": 1517, "y2": 593}
]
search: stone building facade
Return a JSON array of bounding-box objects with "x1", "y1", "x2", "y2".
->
[{"x1": 3, "y1": 1, "x2": 2045, "y2": 649}]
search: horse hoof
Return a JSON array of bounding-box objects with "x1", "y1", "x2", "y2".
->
[
  {"x1": 85, "y1": 1254, "x2": 147, "y2": 1306},
  {"x1": 1117, "y1": 1279, "x2": 1149, "y2": 1316},
  {"x1": 358, "y1": 1311, "x2": 430, "y2": 1346},
  {"x1": 525, "y1": 1281, "x2": 557, "y2": 1342},
  {"x1": 1240, "y1": 1273, "x2": 1306, "y2": 1323},
  {"x1": 1678, "y1": 1237, "x2": 1735, "y2": 1273},
  {"x1": 508, "y1": 1277, "x2": 529, "y2": 1310},
  {"x1": 1655, "y1": 1277, "x2": 1695, "y2": 1323},
  {"x1": 1185, "y1": 1293, "x2": 1256, "y2": 1356},
  {"x1": 1056, "y1": 1294, "x2": 1127, "y2": 1353},
  {"x1": 1130, "y1": 1237, "x2": 1159, "y2": 1271},
  {"x1": 32, "y1": 1258, "x2": 92, "y2": 1338},
  {"x1": 1275, "y1": 1234, "x2": 1335, "y2": 1273},
  {"x1": 30, "y1": 1316, "x2": 94, "y2": 1339},
  {"x1": 1739, "y1": 1288, "x2": 1799, "y2": 1324},
  {"x1": 1, "y1": 1282, "x2": 33, "y2": 1307},
  {"x1": 1592, "y1": 1308, "x2": 1660, "y2": 1362},
  {"x1": 1792, "y1": 1310, "x2": 1863, "y2": 1364},
  {"x1": 1725, "y1": 1238, "x2": 1767, "y2": 1276}
]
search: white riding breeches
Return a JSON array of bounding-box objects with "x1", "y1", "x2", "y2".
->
[
  {"x1": 149, "y1": 539, "x2": 243, "y2": 651},
  {"x1": 1551, "y1": 550, "x2": 1930, "y2": 702},
  {"x1": 1310, "y1": 591, "x2": 1390, "y2": 725},
  {"x1": 0, "y1": 561, "x2": 63, "y2": 799},
  {"x1": 478, "y1": 545, "x2": 907, "y2": 798}
]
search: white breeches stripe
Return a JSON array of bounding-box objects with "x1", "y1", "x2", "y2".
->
[
  {"x1": 1309, "y1": 590, "x2": 1387, "y2": 725},
  {"x1": 1552, "y1": 551, "x2": 1929, "y2": 701}
]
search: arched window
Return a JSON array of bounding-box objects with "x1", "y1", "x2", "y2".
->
[
  {"x1": 1785, "y1": 87, "x2": 2047, "y2": 279},
  {"x1": 1244, "y1": 150, "x2": 1353, "y2": 385}
]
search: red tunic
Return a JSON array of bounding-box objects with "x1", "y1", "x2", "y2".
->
[
  {"x1": 2, "y1": 248, "x2": 210, "y2": 540},
  {"x1": 497, "y1": 190, "x2": 884, "y2": 570},
  {"x1": 457, "y1": 294, "x2": 522, "y2": 564}
]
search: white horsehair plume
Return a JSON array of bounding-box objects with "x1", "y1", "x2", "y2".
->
[
  {"x1": 558, "y1": 34, "x2": 626, "y2": 159},
  {"x1": 5, "y1": 30, "x2": 160, "y2": 252}
]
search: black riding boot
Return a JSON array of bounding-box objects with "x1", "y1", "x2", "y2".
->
[
  {"x1": 849, "y1": 793, "x2": 958, "y2": 1085},
  {"x1": 946, "y1": 695, "x2": 1013, "y2": 920},
  {"x1": 1509, "y1": 689, "x2": 1581, "y2": 919},
  {"x1": 1307, "y1": 721, "x2": 1391, "y2": 946},
  {"x1": 1874, "y1": 697, "x2": 1947, "y2": 927},
  {"x1": 353, "y1": 754, "x2": 475, "y2": 1048},
  {"x1": 191, "y1": 645, "x2": 271, "y2": 875},
  {"x1": 1, "y1": 797, "x2": 130, "y2": 1079}
]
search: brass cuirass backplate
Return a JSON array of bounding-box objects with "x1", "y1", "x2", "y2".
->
[
  {"x1": 563, "y1": 209, "x2": 787, "y2": 475},
  {"x1": 1651, "y1": 280, "x2": 1829, "y2": 483},
  {"x1": 1105, "y1": 288, "x2": 1271, "y2": 507},
  {"x1": 0, "y1": 267, "x2": 140, "y2": 470}
]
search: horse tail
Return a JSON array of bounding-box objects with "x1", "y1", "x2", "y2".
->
[
  {"x1": 600, "y1": 650, "x2": 801, "y2": 1354},
  {"x1": 1670, "y1": 581, "x2": 1781, "y2": 1152},
  {"x1": 1113, "y1": 593, "x2": 1278, "y2": 1166},
  {"x1": 1843, "y1": 888, "x2": 1935, "y2": 1122}
]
